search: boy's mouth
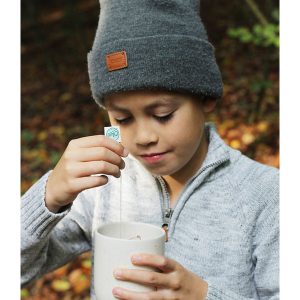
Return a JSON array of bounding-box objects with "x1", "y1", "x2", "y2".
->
[{"x1": 140, "y1": 151, "x2": 169, "y2": 164}]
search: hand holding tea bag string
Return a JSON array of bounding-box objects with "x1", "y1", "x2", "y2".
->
[{"x1": 45, "y1": 128, "x2": 128, "y2": 213}]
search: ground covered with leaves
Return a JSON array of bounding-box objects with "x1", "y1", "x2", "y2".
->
[{"x1": 21, "y1": 0, "x2": 279, "y2": 299}]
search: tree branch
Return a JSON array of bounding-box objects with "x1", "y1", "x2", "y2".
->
[{"x1": 245, "y1": 0, "x2": 269, "y2": 26}]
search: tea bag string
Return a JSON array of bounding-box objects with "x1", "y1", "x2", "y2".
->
[
  {"x1": 119, "y1": 173, "x2": 122, "y2": 238},
  {"x1": 104, "y1": 126, "x2": 123, "y2": 238}
]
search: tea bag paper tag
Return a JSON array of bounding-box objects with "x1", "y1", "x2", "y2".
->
[
  {"x1": 91, "y1": 126, "x2": 121, "y2": 178},
  {"x1": 105, "y1": 126, "x2": 121, "y2": 142}
]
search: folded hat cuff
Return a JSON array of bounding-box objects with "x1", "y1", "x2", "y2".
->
[{"x1": 87, "y1": 34, "x2": 223, "y2": 107}]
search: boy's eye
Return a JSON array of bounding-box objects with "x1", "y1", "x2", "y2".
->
[
  {"x1": 154, "y1": 112, "x2": 174, "y2": 123},
  {"x1": 114, "y1": 112, "x2": 174, "y2": 125},
  {"x1": 114, "y1": 117, "x2": 132, "y2": 125}
]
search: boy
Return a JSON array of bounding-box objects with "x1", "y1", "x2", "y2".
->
[{"x1": 21, "y1": 0, "x2": 279, "y2": 299}]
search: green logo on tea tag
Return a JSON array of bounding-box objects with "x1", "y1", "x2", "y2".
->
[{"x1": 104, "y1": 126, "x2": 121, "y2": 142}]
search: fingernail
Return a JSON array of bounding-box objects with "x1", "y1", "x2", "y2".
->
[
  {"x1": 112, "y1": 287, "x2": 122, "y2": 297},
  {"x1": 113, "y1": 269, "x2": 122, "y2": 279},
  {"x1": 120, "y1": 160, "x2": 125, "y2": 169},
  {"x1": 131, "y1": 255, "x2": 141, "y2": 263},
  {"x1": 122, "y1": 148, "x2": 129, "y2": 157}
]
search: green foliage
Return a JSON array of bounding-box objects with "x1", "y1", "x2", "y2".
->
[
  {"x1": 250, "y1": 79, "x2": 273, "y2": 93},
  {"x1": 21, "y1": 289, "x2": 29, "y2": 298},
  {"x1": 271, "y1": 9, "x2": 279, "y2": 22},
  {"x1": 227, "y1": 9, "x2": 279, "y2": 48},
  {"x1": 21, "y1": 129, "x2": 35, "y2": 143},
  {"x1": 228, "y1": 24, "x2": 279, "y2": 48},
  {"x1": 50, "y1": 150, "x2": 61, "y2": 166}
]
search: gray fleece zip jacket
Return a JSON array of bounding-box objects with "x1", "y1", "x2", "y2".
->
[{"x1": 21, "y1": 124, "x2": 279, "y2": 299}]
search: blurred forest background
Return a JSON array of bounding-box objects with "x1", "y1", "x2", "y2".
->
[{"x1": 21, "y1": 0, "x2": 279, "y2": 299}]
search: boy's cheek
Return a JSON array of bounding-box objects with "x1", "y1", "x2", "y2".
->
[{"x1": 119, "y1": 137, "x2": 134, "y2": 154}]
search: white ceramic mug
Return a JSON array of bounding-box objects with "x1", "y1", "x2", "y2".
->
[{"x1": 94, "y1": 222, "x2": 165, "y2": 300}]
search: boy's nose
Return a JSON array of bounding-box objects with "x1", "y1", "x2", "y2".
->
[{"x1": 135, "y1": 124, "x2": 159, "y2": 146}]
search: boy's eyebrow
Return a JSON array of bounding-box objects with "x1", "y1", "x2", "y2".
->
[
  {"x1": 145, "y1": 98, "x2": 179, "y2": 111},
  {"x1": 107, "y1": 97, "x2": 179, "y2": 112}
]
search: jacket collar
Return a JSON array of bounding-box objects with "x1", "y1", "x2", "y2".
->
[
  {"x1": 159, "y1": 123, "x2": 232, "y2": 238},
  {"x1": 200, "y1": 122, "x2": 231, "y2": 171}
]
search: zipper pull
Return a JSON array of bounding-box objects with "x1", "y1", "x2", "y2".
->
[
  {"x1": 165, "y1": 208, "x2": 173, "y2": 221},
  {"x1": 162, "y1": 208, "x2": 173, "y2": 242},
  {"x1": 162, "y1": 223, "x2": 169, "y2": 242}
]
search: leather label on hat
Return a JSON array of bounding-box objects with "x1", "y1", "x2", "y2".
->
[{"x1": 106, "y1": 51, "x2": 128, "y2": 71}]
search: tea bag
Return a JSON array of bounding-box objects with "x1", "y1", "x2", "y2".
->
[{"x1": 128, "y1": 235, "x2": 142, "y2": 240}]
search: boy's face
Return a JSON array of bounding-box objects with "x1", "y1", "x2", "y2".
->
[{"x1": 105, "y1": 90, "x2": 215, "y2": 177}]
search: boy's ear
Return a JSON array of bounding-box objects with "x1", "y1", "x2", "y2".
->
[{"x1": 203, "y1": 98, "x2": 217, "y2": 113}]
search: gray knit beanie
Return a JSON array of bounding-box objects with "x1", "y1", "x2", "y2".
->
[{"x1": 87, "y1": 0, "x2": 223, "y2": 107}]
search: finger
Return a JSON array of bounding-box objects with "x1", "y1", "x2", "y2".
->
[
  {"x1": 131, "y1": 254, "x2": 177, "y2": 273},
  {"x1": 113, "y1": 269, "x2": 170, "y2": 288},
  {"x1": 68, "y1": 135, "x2": 129, "y2": 157},
  {"x1": 71, "y1": 147, "x2": 125, "y2": 169},
  {"x1": 68, "y1": 175, "x2": 109, "y2": 193},
  {"x1": 70, "y1": 161, "x2": 121, "y2": 178},
  {"x1": 112, "y1": 286, "x2": 161, "y2": 300}
]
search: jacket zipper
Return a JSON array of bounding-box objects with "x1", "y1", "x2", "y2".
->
[
  {"x1": 156, "y1": 157, "x2": 229, "y2": 242},
  {"x1": 156, "y1": 176, "x2": 173, "y2": 242}
]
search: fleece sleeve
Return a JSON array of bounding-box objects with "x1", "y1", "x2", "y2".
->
[
  {"x1": 205, "y1": 173, "x2": 279, "y2": 300},
  {"x1": 21, "y1": 171, "x2": 93, "y2": 287}
]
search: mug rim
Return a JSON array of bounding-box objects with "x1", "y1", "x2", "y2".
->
[{"x1": 95, "y1": 221, "x2": 165, "y2": 242}]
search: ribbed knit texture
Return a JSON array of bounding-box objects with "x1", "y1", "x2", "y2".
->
[
  {"x1": 21, "y1": 124, "x2": 279, "y2": 299},
  {"x1": 87, "y1": 0, "x2": 223, "y2": 107}
]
